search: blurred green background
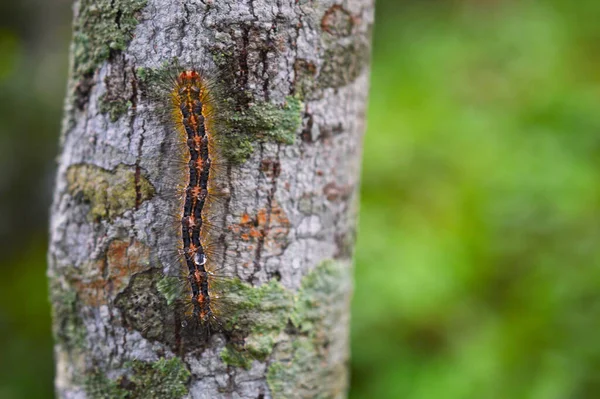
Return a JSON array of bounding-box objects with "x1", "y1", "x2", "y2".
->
[{"x1": 2, "y1": 0, "x2": 600, "y2": 398}]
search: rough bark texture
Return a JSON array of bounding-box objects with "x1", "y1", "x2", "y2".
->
[{"x1": 48, "y1": 0, "x2": 373, "y2": 398}]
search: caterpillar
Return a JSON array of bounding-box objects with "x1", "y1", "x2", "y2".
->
[
  {"x1": 148, "y1": 66, "x2": 238, "y2": 341},
  {"x1": 173, "y1": 70, "x2": 220, "y2": 326},
  {"x1": 122, "y1": 58, "x2": 300, "y2": 359}
]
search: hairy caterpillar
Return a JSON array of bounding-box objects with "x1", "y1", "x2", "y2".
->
[
  {"x1": 140, "y1": 62, "x2": 269, "y2": 360},
  {"x1": 147, "y1": 65, "x2": 237, "y2": 341},
  {"x1": 99, "y1": 56, "x2": 300, "y2": 360},
  {"x1": 172, "y1": 70, "x2": 222, "y2": 327}
]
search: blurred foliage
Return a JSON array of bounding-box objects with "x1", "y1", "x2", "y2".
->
[
  {"x1": 0, "y1": 1, "x2": 71, "y2": 398},
  {"x1": 1, "y1": 0, "x2": 600, "y2": 398},
  {"x1": 352, "y1": 1, "x2": 600, "y2": 398}
]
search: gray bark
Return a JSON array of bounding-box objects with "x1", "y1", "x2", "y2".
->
[{"x1": 48, "y1": 0, "x2": 373, "y2": 398}]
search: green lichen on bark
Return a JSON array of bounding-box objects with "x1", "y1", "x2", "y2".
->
[
  {"x1": 97, "y1": 56, "x2": 136, "y2": 121},
  {"x1": 318, "y1": 40, "x2": 370, "y2": 89},
  {"x1": 218, "y1": 278, "x2": 294, "y2": 368},
  {"x1": 266, "y1": 340, "x2": 321, "y2": 398},
  {"x1": 66, "y1": 163, "x2": 154, "y2": 221},
  {"x1": 50, "y1": 282, "x2": 87, "y2": 351},
  {"x1": 122, "y1": 358, "x2": 191, "y2": 398},
  {"x1": 289, "y1": 260, "x2": 350, "y2": 331},
  {"x1": 114, "y1": 269, "x2": 173, "y2": 342},
  {"x1": 135, "y1": 63, "x2": 174, "y2": 98},
  {"x1": 219, "y1": 259, "x2": 351, "y2": 394},
  {"x1": 293, "y1": 59, "x2": 317, "y2": 100},
  {"x1": 84, "y1": 358, "x2": 190, "y2": 399},
  {"x1": 223, "y1": 96, "x2": 303, "y2": 163},
  {"x1": 267, "y1": 260, "x2": 351, "y2": 399},
  {"x1": 85, "y1": 371, "x2": 128, "y2": 399},
  {"x1": 156, "y1": 275, "x2": 183, "y2": 306},
  {"x1": 99, "y1": 96, "x2": 132, "y2": 122},
  {"x1": 72, "y1": 0, "x2": 147, "y2": 79}
]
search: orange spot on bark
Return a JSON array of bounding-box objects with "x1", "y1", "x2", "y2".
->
[
  {"x1": 257, "y1": 209, "x2": 268, "y2": 226},
  {"x1": 71, "y1": 239, "x2": 151, "y2": 306},
  {"x1": 240, "y1": 213, "x2": 252, "y2": 224},
  {"x1": 249, "y1": 228, "x2": 263, "y2": 238},
  {"x1": 227, "y1": 201, "x2": 291, "y2": 255}
]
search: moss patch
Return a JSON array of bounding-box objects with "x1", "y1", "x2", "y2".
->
[
  {"x1": 289, "y1": 260, "x2": 350, "y2": 331},
  {"x1": 219, "y1": 259, "x2": 352, "y2": 394},
  {"x1": 319, "y1": 41, "x2": 370, "y2": 89},
  {"x1": 66, "y1": 163, "x2": 154, "y2": 221},
  {"x1": 293, "y1": 59, "x2": 317, "y2": 99},
  {"x1": 115, "y1": 269, "x2": 174, "y2": 342},
  {"x1": 50, "y1": 283, "x2": 87, "y2": 351},
  {"x1": 218, "y1": 278, "x2": 294, "y2": 368},
  {"x1": 99, "y1": 96, "x2": 132, "y2": 122},
  {"x1": 122, "y1": 358, "x2": 190, "y2": 398},
  {"x1": 85, "y1": 371, "x2": 127, "y2": 399},
  {"x1": 72, "y1": 0, "x2": 147, "y2": 79},
  {"x1": 84, "y1": 358, "x2": 190, "y2": 399},
  {"x1": 135, "y1": 63, "x2": 175, "y2": 99},
  {"x1": 98, "y1": 57, "x2": 135, "y2": 121},
  {"x1": 267, "y1": 260, "x2": 351, "y2": 399},
  {"x1": 222, "y1": 96, "x2": 303, "y2": 163},
  {"x1": 156, "y1": 275, "x2": 183, "y2": 306}
]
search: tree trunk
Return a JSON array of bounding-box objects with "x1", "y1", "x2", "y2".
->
[{"x1": 48, "y1": 0, "x2": 373, "y2": 398}]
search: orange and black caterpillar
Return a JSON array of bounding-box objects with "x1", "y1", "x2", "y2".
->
[
  {"x1": 174, "y1": 70, "x2": 216, "y2": 325},
  {"x1": 131, "y1": 60, "x2": 299, "y2": 355},
  {"x1": 163, "y1": 68, "x2": 239, "y2": 339},
  {"x1": 134, "y1": 63, "x2": 238, "y2": 339},
  {"x1": 164, "y1": 70, "x2": 264, "y2": 361}
]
